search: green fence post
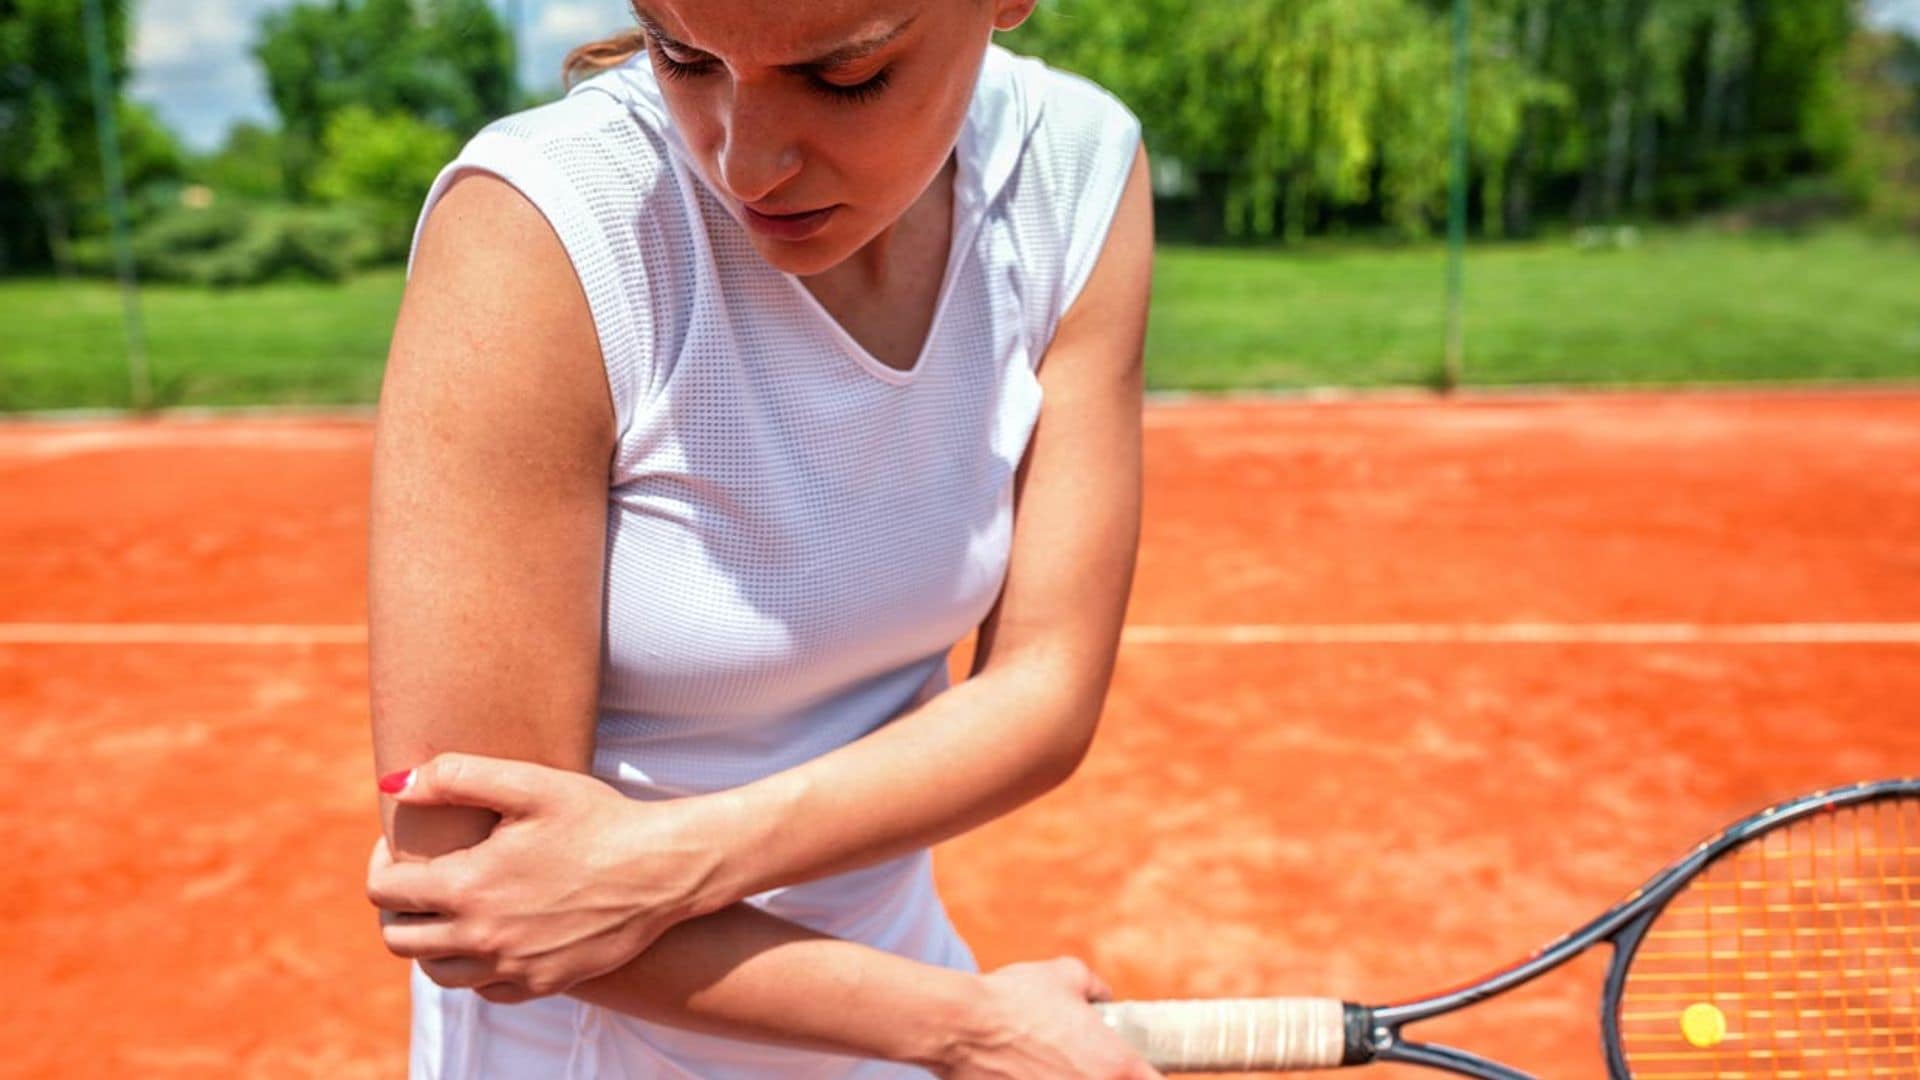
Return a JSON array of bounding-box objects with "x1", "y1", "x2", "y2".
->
[
  {"x1": 1444, "y1": 0, "x2": 1470, "y2": 393},
  {"x1": 81, "y1": 0, "x2": 151, "y2": 411}
]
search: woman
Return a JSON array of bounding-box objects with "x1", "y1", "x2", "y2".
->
[{"x1": 365, "y1": 0, "x2": 1156, "y2": 1075}]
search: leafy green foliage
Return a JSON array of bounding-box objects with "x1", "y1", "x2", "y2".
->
[
  {"x1": 0, "y1": 0, "x2": 186, "y2": 272},
  {"x1": 1007, "y1": 0, "x2": 1882, "y2": 239},
  {"x1": 2, "y1": 0, "x2": 511, "y2": 278},
  {"x1": 310, "y1": 106, "x2": 459, "y2": 261},
  {"x1": 71, "y1": 201, "x2": 371, "y2": 287},
  {"x1": 192, "y1": 123, "x2": 288, "y2": 202},
  {"x1": 254, "y1": 0, "x2": 511, "y2": 198},
  {"x1": 1837, "y1": 29, "x2": 1920, "y2": 229}
]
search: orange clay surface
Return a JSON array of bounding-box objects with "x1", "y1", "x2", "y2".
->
[{"x1": 3, "y1": 391, "x2": 1918, "y2": 1078}]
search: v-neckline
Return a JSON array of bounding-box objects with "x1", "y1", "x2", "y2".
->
[{"x1": 779, "y1": 148, "x2": 984, "y2": 387}]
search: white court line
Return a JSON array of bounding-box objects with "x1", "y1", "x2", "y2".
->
[
  {"x1": 2, "y1": 622, "x2": 1919, "y2": 646},
  {"x1": 1121, "y1": 623, "x2": 1920, "y2": 645},
  {"x1": 0, "y1": 426, "x2": 370, "y2": 464},
  {"x1": 0, "y1": 623, "x2": 369, "y2": 645}
]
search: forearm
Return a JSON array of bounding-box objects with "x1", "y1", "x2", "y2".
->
[
  {"x1": 696, "y1": 661, "x2": 1101, "y2": 908},
  {"x1": 568, "y1": 900, "x2": 993, "y2": 1071}
]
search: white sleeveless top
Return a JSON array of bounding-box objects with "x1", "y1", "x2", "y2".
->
[{"x1": 402, "y1": 44, "x2": 1140, "y2": 1079}]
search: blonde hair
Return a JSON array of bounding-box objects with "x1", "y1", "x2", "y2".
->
[{"x1": 561, "y1": 29, "x2": 649, "y2": 89}]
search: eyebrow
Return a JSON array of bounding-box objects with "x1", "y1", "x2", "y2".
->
[{"x1": 632, "y1": 8, "x2": 918, "y2": 70}]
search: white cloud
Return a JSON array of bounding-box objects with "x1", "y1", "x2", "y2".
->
[
  {"x1": 130, "y1": 0, "x2": 288, "y2": 150},
  {"x1": 536, "y1": 0, "x2": 625, "y2": 43},
  {"x1": 133, "y1": 2, "x2": 257, "y2": 69},
  {"x1": 524, "y1": 0, "x2": 635, "y2": 90}
]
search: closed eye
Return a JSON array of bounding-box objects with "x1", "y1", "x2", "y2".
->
[{"x1": 647, "y1": 38, "x2": 893, "y2": 106}]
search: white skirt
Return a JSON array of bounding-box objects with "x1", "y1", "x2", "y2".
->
[{"x1": 408, "y1": 848, "x2": 979, "y2": 1078}]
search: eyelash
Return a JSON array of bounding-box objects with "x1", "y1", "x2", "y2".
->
[{"x1": 648, "y1": 44, "x2": 893, "y2": 105}]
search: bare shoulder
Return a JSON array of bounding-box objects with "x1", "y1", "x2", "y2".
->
[
  {"x1": 384, "y1": 168, "x2": 614, "y2": 464},
  {"x1": 1053, "y1": 143, "x2": 1153, "y2": 354}
]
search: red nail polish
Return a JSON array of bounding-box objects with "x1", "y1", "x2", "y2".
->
[{"x1": 378, "y1": 769, "x2": 413, "y2": 794}]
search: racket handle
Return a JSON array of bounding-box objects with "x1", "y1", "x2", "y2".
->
[{"x1": 1094, "y1": 997, "x2": 1365, "y2": 1072}]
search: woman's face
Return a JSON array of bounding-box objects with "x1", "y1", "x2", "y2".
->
[{"x1": 630, "y1": 0, "x2": 1032, "y2": 277}]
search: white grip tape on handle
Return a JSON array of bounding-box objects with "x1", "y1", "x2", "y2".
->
[{"x1": 1094, "y1": 998, "x2": 1350, "y2": 1072}]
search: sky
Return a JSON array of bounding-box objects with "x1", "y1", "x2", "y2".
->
[{"x1": 132, "y1": 0, "x2": 1920, "y2": 155}]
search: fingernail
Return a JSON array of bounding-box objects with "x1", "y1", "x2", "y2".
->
[{"x1": 378, "y1": 769, "x2": 414, "y2": 795}]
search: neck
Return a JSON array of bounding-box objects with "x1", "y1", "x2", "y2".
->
[{"x1": 810, "y1": 152, "x2": 957, "y2": 290}]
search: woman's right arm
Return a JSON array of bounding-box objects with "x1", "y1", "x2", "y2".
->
[
  {"x1": 373, "y1": 171, "x2": 1154, "y2": 1078},
  {"x1": 573, "y1": 904, "x2": 1159, "y2": 1078}
]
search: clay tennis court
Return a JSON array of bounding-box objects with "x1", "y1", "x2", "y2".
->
[{"x1": 4, "y1": 389, "x2": 1917, "y2": 1078}]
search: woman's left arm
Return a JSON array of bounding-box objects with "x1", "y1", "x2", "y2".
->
[{"x1": 694, "y1": 142, "x2": 1155, "y2": 905}]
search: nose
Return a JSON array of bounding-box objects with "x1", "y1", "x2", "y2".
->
[{"x1": 716, "y1": 82, "x2": 802, "y2": 204}]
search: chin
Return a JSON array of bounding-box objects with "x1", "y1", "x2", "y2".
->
[{"x1": 747, "y1": 233, "x2": 856, "y2": 278}]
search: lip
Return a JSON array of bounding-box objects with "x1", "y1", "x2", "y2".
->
[{"x1": 740, "y1": 203, "x2": 838, "y2": 241}]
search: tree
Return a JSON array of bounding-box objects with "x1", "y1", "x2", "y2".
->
[
  {"x1": 1008, "y1": 0, "x2": 1875, "y2": 240},
  {"x1": 193, "y1": 122, "x2": 289, "y2": 202},
  {"x1": 1837, "y1": 27, "x2": 1920, "y2": 229},
  {"x1": 310, "y1": 104, "x2": 458, "y2": 259},
  {"x1": 0, "y1": 0, "x2": 189, "y2": 274},
  {"x1": 1015, "y1": 0, "x2": 1435, "y2": 239},
  {"x1": 255, "y1": 0, "x2": 511, "y2": 199}
]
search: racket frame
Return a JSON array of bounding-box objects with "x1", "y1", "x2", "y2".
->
[
  {"x1": 1113, "y1": 776, "x2": 1920, "y2": 1068},
  {"x1": 1330, "y1": 778, "x2": 1920, "y2": 1078}
]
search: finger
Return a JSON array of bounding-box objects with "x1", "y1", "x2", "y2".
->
[
  {"x1": 381, "y1": 752, "x2": 558, "y2": 818},
  {"x1": 476, "y1": 982, "x2": 536, "y2": 1005},
  {"x1": 1052, "y1": 956, "x2": 1108, "y2": 1001},
  {"x1": 366, "y1": 852, "x2": 463, "y2": 914},
  {"x1": 378, "y1": 907, "x2": 439, "y2": 924},
  {"x1": 380, "y1": 913, "x2": 472, "y2": 960},
  {"x1": 367, "y1": 834, "x2": 390, "y2": 878},
  {"x1": 378, "y1": 909, "x2": 445, "y2": 930},
  {"x1": 421, "y1": 955, "x2": 503, "y2": 991},
  {"x1": 366, "y1": 836, "x2": 421, "y2": 911}
]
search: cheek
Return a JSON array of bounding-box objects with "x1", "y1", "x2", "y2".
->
[
  {"x1": 652, "y1": 83, "x2": 725, "y2": 165},
  {"x1": 840, "y1": 81, "x2": 972, "y2": 187},
  {"x1": 669, "y1": 102, "x2": 724, "y2": 162}
]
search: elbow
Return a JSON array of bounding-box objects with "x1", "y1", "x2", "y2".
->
[
  {"x1": 989, "y1": 652, "x2": 1114, "y2": 795},
  {"x1": 1035, "y1": 708, "x2": 1103, "y2": 792}
]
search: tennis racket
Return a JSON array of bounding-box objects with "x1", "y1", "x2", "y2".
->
[{"x1": 1095, "y1": 777, "x2": 1920, "y2": 1078}]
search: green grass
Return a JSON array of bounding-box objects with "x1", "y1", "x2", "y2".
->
[
  {"x1": 3, "y1": 224, "x2": 1917, "y2": 411},
  {"x1": 1147, "y1": 224, "x2": 1920, "y2": 390},
  {"x1": 0, "y1": 270, "x2": 406, "y2": 411}
]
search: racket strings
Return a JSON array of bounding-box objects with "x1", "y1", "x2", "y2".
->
[{"x1": 1618, "y1": 797, "x2": 1920, "y2": 1078}]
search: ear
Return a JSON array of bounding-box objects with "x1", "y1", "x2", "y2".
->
[{"x1": 992, "y1": 0, "x2": 1040, "y2": 33}]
